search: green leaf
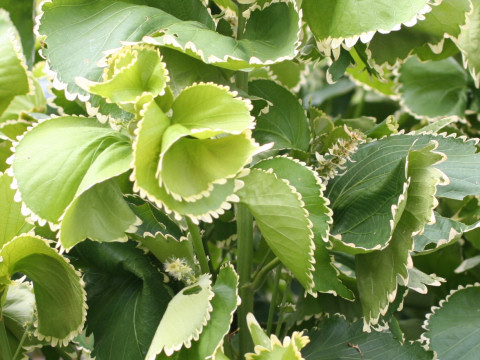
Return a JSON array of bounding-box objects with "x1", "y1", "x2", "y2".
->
[
  {"x1": 0, "y1": 235, "x2": 86, "y2": 345},
  {"x1": 0, "y1": 172, "x2": 31, "y2": 248},
  {"x1": 72, "y1": 240, "x2": 171, "y2": 360},
  {"x1": 397, "y1": 57, "x2": 468, "y2": 119},
  {"x1": 269, "y1": 60, "x2": 306, "y2": 91},
  {"x1": 302, "y1": 0, "x2": 432, "y2": 50},
  {"x1": 76, "y1": 44, "x2": 169, "y2": 112},
  {"x1": 38, "y1": 0, "x2": 299, "y2": 97},
  {"x1": 249, "y1": 79, "x2": 310, "y2": 151},
  {"x1": 413, "y1": 212, "x2": 480, "y2": 253},
  {"x1": 174, "y1": 264, "x2": 240, "y2": 360},
  {"x1": 407, "y1": 267, "x2": 444, "y2": 294},
  {"x1": 144, "y1": 1, "x2": 301, "y2": 70},
  {"x1": 302, "y1": 315, "x2": 434, "y2": 360},
  {"x1": 132, "y1": 89, "x2": 253, "y2": 222},
  {"x1": 456, "y1": 0, "x2": 480, "y2": 87},
  {"x1": 0, "y1": 9, "x2": 29, "y2": 107},
  {"x1": 245, "y1": 313, "x2": 310, "y2": 360},
  {"x1": 254, "y1": 156, "x2": 353, "y2": 299},
  {"x1": 146, "y1": 274, "x2": 214, "y2": 358},
  {"x1": 236, "y1": 168, "x2": 315, "y2": 294},
  {"x1": 59, "y1": 179, "x2": 141, "y2": 250},
  {"x1": 367, "y1": 0, "x2": 470, "y2": 67},
  {"x1": 12, "y1": 116, "x2": 132, "y2": 222},
  {"x1": 355, "y1": 141, "x2": 447, "y2": 329},
  {"x1": 422, "y1": 284, "x2": 480, "y2": 360}
]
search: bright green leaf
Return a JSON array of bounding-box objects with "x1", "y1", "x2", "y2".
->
[
  {"x1": 146, "y1": 274, "x2": 214, "y2": 358},
  {"x1": 12, "y1": 116, "x2": 132, "y2": 222},
  {"x1": 237, "y1": 169, "x2": 315, "y2": 293}
]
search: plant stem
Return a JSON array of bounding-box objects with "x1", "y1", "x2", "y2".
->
[
  {"x1": 0, "y1": 313, "x2": 12, "y2": 360},
  {"x1": 12, "y1": 324, "x2": 30, "y2": 360},
  {"x1": 235, "y1": 3, "x2": 249, "y2": 92},
  {"x1": 250, "y1": 257, "x2": 280, "y2": 291},
  {"x1": 236, "y1": 203, "x2": 254, "y2": 357},
  {"x1": 266, "y1": 264, "x2": 282, "y2": 335},
  {"x1": 275, "y1": 278, "x2": 291, "y2": 338},
  {"x1": 186, "y1": 218, "x2": 210, "y2": 274}
]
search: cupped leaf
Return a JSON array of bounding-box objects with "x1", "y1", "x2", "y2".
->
[
  {"x1": 456, "y1": 0, "x2": 480, "y2": 87},
  {"x1": 132, "y1": 89, "x2": 253, "y2": 222},
  {"x1": 146, "y1": 274, "x2": 214, "y2": 358},
  {"x1": 173, "y1": 264, "x2": 240, "y2": 359},
  {"x1": 12, "y1": 116, "x2": 132, "y2": 223},
  {"x1": 38, "y1": 0, "x2": 299, "y2": 98},
  {"x1": 76, "y1": 44, "x2": 169, "y2": 111},
  {"x1": 302, "y1": 0, "x2": 433, "y2": 50},
  {"x1": 0, "y1": 172, "x2": 31, "y2": 248},
  {"x1": 355, "y1": 141, "x2": 448, "y2": 329},
  {"x1": 72, "y1": 240, "x2": 171, "y2": 360},
  {"x1": 254, "y1": 156, "x2": 353, "y2": 299},
  {"x1": 397, "y1": 56, "x2": 468, "y2": 119},
  {"x1": 59, "y1": 179, "x2": 141, "y2": 250},
  {"x1": 249, "y1": 79, "x2": 310, "y2": 151},
  {"x1": 302, "y1": 315, "x2": 434, "y2": 359},
  {"x1": 0, "y1": 235, "x2": 86, "y2": 345},
  {"x1": 0, "y1": 9, "x2": 29, "y2": 107},
  {"x1": 144, "y1": 1, "x2": 301, "y2": 70},
  {"x1": 236, "y1": 168, "x2": 315, "y2": 293},
  {"x1": 422, "y1": 284, "x2": 480, "y2": 360}
]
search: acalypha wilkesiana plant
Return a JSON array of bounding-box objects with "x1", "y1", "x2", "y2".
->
[{"x1": 1, "y1": 0, "x2": 480, "y2": 359}]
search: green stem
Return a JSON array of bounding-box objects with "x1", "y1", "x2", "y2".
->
[
  {"x1": 186, "y1": 218, "x2": 210, "y2": 274},
  {"x1": 275, "y1": 278, "x2": 291, "y2": 338},
  {"x1": 236, "y1": 203, "x2": 254, "y2": 357},
  {"x1": 12, "y1": 324, "x2": 30, "y2": 360},
  {"x1": 250, "y1": 257, "x2": 281, "y2": 291},
  {"x1": 266, "y1": 264, "x2": 282, "y2": 335},
  {"x1": 0, "y1": 312, "x2": 13, "y2": 360}
]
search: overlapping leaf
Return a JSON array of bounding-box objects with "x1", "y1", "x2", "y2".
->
[
  {"x1": 12, "y1": 116, "x2": 133, "y2": 223},
  {"x1": 38, "y1": 0, "x2": 300, "y2": 98},
  {"x1": 72, "y1": 240, "x2": 171, "y2": 360},
  {"x1": 456, "y1": 0, "x2": 480, "y2": 87},
  {"x1": 0, "y1": 235, "x2": 86, "y2": 345},
  {"x1": 236, "y1": 168, "x2": 315, "y2": 293},
  {"x1": 254, "y1": 156, "x2": 353, "y2": 299},
  {"x1": 132, "y1": 84, "x2": 258, "y2": 222},
  {"x1": 356, "y1": 141, "x2": 447, "y2": 329},
  {"x1": 422, "y1": 284, "x2": 480, "y2": 359}
]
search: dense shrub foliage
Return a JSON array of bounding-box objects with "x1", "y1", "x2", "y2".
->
[{"x1": 1, "y1": 0, "x2": 480, "y2": 359}]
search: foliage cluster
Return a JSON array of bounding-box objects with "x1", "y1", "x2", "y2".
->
[{"x1": 1, "y1": 0, "x2": 480, "y2": 359}]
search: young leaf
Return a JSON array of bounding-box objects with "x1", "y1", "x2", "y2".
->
[
  {"x1": 0, "y1": 235, "x2": 87, "y2": 345},
  {"x1": 356, "y1": 141, "x2": 448, "y2": 330},
  {"x1": 72, "y1": 240, "x2": 172, "y2": 360},
  {"x1": 249, "y1": 79, "x2": 310, "y2": 152},
  {"x1": 254, "y1": 156, "x2": 353, "y2": 299},
  {"x1": 12, "y1": 116, "x2": 132, "y2": 223},
  {"x1": 422, "y1": 284, "x2": 480, "y2": 359},
  {"x1": 146, "y1": 274, "x2": 214, "y2": 358},
  {"x1": 236, "y1": 168, "x2": 315, "y2": 294},
  {"x1": 302, "y1": 315, "x2": 434, "y2": 359}
]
